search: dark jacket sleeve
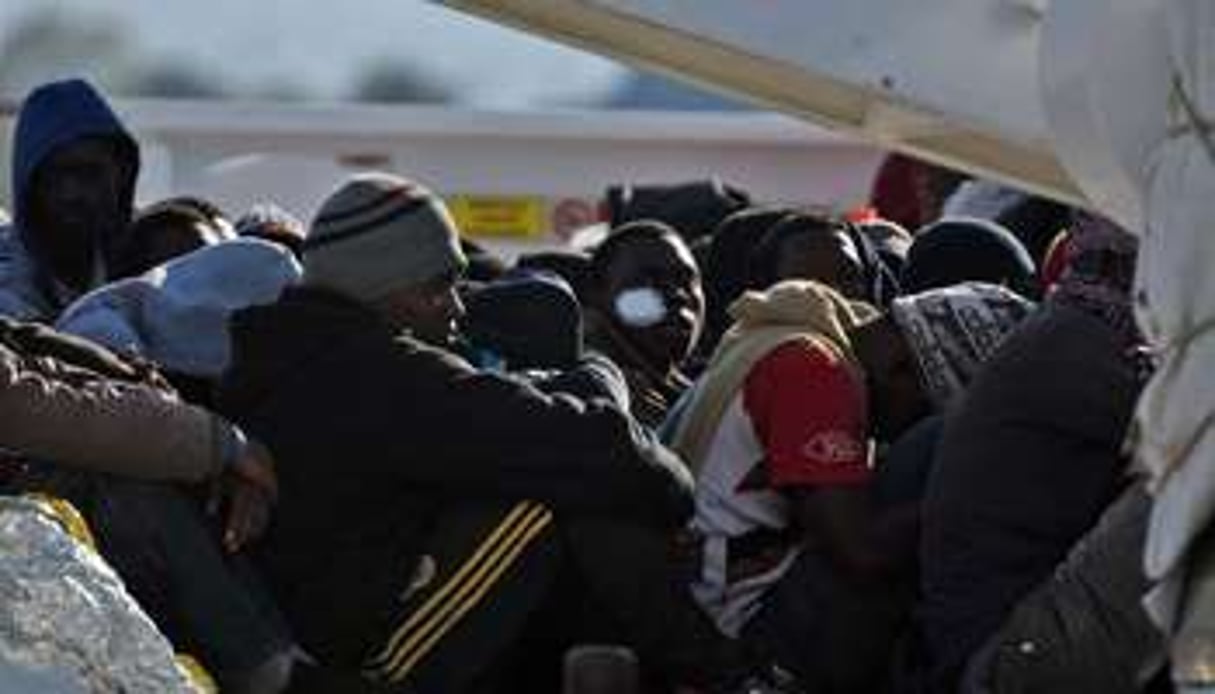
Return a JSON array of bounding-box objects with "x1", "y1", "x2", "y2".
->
[
  {"x1": 385, "y1": 341, "x2": 693, "y2": 528},
  {"x1": 528, "y1": 352, "x2": 632, "y2": 411},
  {"x1": 0, "y1": 339, "x2": 231, "y2": 481}
]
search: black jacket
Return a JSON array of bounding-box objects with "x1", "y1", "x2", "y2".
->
[
  {"x1": 916, "y1": 302, "x2": 1141, "y2": 688},
  {"x1": 218, "y1": 287, "x2": 692, "y2": 662}
]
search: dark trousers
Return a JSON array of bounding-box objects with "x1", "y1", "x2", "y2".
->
[
  {"x1": 560, "y1": 518, "x2": 754, "y2": 691},
  {"x1": 735, "y1": 418, "x2": 936, "y2": 693},
  {"x1": 742, "y1": 548, "x2": 914, "y2": 693},
  {"x1": 318, "y1": 503, "x2": 749, "y2": 694}
]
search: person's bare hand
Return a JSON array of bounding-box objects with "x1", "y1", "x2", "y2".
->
[{"x1": 209, "y1": 439, "x2": 278, "y2": 553}]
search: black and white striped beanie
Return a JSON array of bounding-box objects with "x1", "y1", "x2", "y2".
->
[{"x1": 302, "y1": 173, "x2": 466, "y2": 302}]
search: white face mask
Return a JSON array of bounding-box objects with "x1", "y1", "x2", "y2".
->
[{"x1": 613, "y1": 286, "x2": 668, "y2": 328}]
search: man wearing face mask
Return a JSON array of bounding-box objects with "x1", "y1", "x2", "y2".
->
[
  {"x1": 586, "y1": 220, "x2": 707, "y2": 429},
  {"x1": 0, "y1": 79, "x2": 141, "y2": 321}
]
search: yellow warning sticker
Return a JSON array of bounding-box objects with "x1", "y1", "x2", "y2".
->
[{"x1": 448, "y1": 195, "x2": 546, "y2": 238}]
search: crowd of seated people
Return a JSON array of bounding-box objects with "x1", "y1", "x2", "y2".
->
[{"x1": 0, "y1": 78, "x2": 1168, "y2": 693}]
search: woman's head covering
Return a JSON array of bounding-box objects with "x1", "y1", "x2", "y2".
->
[
  {"x1": 903, "y1": 217, "x2": 1038, "y2": 298},
  {"x1": 890, "y1": 282, "x2": 1035, "y2": 406},
  {"x1": 1049, "y1": 212, "x2": 1141, "y2": 349}
]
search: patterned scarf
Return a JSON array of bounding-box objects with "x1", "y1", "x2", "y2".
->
[{"x1": 1049, "y1": 213, "x2": 1151, "y2": 380}]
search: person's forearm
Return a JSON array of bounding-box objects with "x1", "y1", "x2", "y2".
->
[
  {"x1": 0, "y1": 351, "x2": 227, "y2": 480},
  {"x1": 415, "y1": 365, "x2": 691, "y2": 525}
]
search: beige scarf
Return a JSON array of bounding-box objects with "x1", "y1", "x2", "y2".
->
[{"x1": 669, "y1": 280, "x2": 873, "y2": 476}]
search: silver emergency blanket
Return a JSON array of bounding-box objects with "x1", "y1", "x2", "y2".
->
[{"x1": 0, "y1": 496, "x2": 197, "y2": 693}]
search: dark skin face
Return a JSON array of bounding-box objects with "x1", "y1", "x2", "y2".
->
[
  {"x1": 374, "y1": 270, "x2": 466, "y2": 348},
  {"x1": 600, "y1": 234, "x2": 706, "y2": 374},
  {"x1": 850, "y1": 316, "x2": 931, "y2": 442},
  {"x1": 27, "y1": 137, "x2": 129, "y2": 291},
  {"x1": 773, "y1": 229, "x2": 867, "y2": 300}
]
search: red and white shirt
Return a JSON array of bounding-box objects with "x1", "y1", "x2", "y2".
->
[{"x1": 690, "y1": 340, "x2": 871, "y2": 636}]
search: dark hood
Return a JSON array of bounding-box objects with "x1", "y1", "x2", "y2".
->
[
  {"x1": 462, "y1": 271, "x2": 583, "y2": 370},
  {"x1": 220, "y1": 286, "x2": 392, "y2": 419},
  {"x1": 12, "y1": 78, "x2": 140, "y2": 258}
]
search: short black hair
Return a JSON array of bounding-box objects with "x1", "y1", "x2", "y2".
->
[
  {"x1": 746, "y1": 212, "x2": 851, "y2": 291},
  {"x1": 590, "y1": 219, "x2": 683, "y2": 287}
]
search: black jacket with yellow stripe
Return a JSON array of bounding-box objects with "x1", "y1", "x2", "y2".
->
[{"x1": 218, "y1": 287, "x2": 692, "y2": 678}]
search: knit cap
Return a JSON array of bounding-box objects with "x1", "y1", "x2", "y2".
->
[
  {"x1": 302, "y1": 173, "x2": 466, "y2": 302},
  {"x1": 890, "y1": 282, "x2": 1034, "y2": 407}
]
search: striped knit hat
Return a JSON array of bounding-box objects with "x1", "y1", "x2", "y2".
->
[{"x1": 302, "y1": 173, "x2": 466, "y2": 302}]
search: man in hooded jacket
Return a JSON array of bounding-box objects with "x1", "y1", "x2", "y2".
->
[{"x1": 0, "y1": 78, "x2": 140, "y2": 321}]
